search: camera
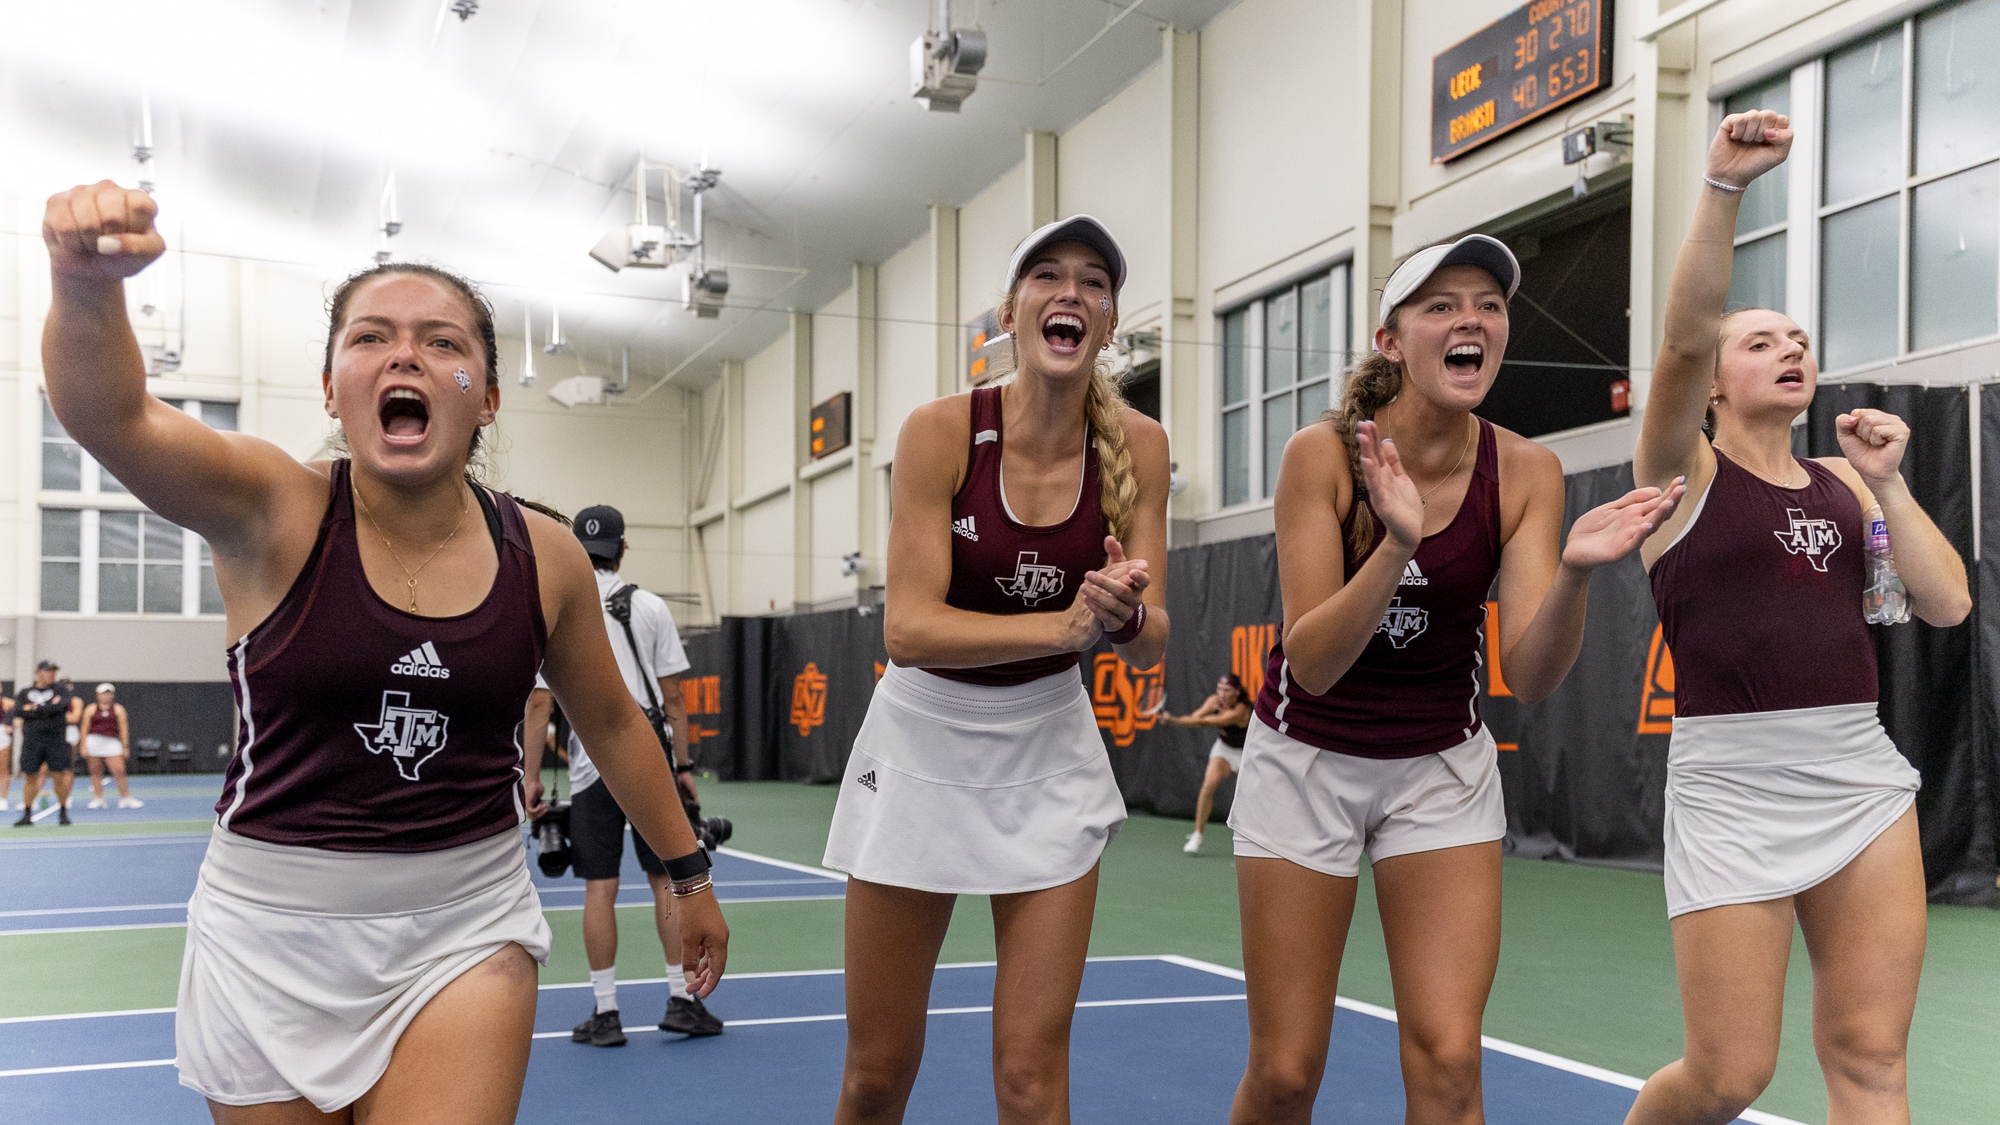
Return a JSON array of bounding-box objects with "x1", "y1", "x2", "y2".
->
[
  {"x1": 685, "y1": 798, "x2": 732, "y2": 853},
  {"x1": 533, "y1": 800, "x2": 572, "y2": 878}
]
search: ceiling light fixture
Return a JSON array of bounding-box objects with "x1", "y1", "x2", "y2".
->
[
  {"x1": 133, "y1": 89, "x2": 157, "y2": 194},
  {"x1": 911, "y1": 0, "x2": 987, "y2": 112},
  {"x1": 374, "y1": 172, "x2": 401, "y2": 264},
  {"x1": 543, "y1": 303, "x2": 568, "y2": 354},
  {"x1": 518, "y1": 307, "x2": 536, "y2": 386},
  {"x1": 588, "y1": 155, "x2": 728, "y2": 319}
]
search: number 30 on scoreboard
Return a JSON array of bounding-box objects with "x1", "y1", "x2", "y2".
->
[{"x1": 1431, "y1": 0, "x2": 1610, "y2": 163}]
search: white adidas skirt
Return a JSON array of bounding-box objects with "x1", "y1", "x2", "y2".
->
[
  {"x1": 1664, "y1": 702, "x2": 1920, "y2": 918},
  {"x1": 176, "y1": 826, "x2": 551, "y2": 1111},
  {"x1": 823, "y1": 663, "x2": 1126, "y2": 895}
]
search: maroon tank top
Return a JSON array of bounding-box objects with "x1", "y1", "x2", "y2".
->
[
  {"x1": 88, "y1": 707, "x2": 119, "y2": 737},
  {"x1": 214, "y1": 460, "x2": 548, "y2": 852},
  {"x1": 1255, "y1": 419, "x2": 1504, "y2": 759},
  {"x1": 1650, "y1": 451, "x2": 1876, "y2": 717},
  {"x1": 924, "y1": 386, "x2": 1108, "y2": 687}
]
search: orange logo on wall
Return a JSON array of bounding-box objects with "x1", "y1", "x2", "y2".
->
[
  {"x1": 1091, "y1": 653, "x2": 1164, "y2": 747},
  {"x1": 678, "y1": 674, "x2": 722, "y2": 746},
  {"x1": 790, "y1": 663, "x2": 828, "y2": 736},
  {"x1": 1638, "y1": 625, "x2": 1676, "y2": 734},
  {"x1": 874, "y1": 661, "x2": 886, "y2": 683},
  {"x1": 1484, "y1": 601, "x2": 1512, "y2": 697},
  {"x1": 1232, "y1": 624, "x2": 1277, "y2": 700}
]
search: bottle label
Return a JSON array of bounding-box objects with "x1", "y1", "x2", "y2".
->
[{"x1": 1867, "y1": 517, "x2": 1890, "y2": 553}]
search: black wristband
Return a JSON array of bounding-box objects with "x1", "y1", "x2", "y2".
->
[
  {"x1": 664, "y1": 846, "x2": 711, "y2": 883},
  {"x1": 673, "y1": 762, "x2": 695, "y2": 775}
]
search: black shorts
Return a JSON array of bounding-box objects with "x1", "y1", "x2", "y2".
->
[
  {"x1": 569, "y1": 778, "x2": 666, "y2": 880},
  {"x1": 18, "y1": 731, "x2": 71, "y2": 774}
]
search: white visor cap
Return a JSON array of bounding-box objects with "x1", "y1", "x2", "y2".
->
[
  {"x1": 1378, "y1": 234, "x2": 1522, "y2": 325},
  {"x1": 1003, "y1": 215, "x2": 1127, "y2": 298},
  {"x1": 95, "y1": 682, "x2": 114, "y2": 694}
]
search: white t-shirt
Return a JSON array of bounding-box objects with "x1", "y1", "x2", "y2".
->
[{"x1": 537, "y1": 569, "x2": 690, "y2": 793}]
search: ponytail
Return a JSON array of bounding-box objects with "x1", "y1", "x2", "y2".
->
[{"x1": 1332, "y1": 307, "x2": 1405, "y2": 555}]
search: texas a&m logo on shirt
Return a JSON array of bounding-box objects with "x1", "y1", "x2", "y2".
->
[
  {"x1": 1773, "y1": 508, "x2": 1843, "y2": 572},
  {"x1": 996, "y1": 551, "x2": 1066, "y2": 607},
  {"x1": 354, "y1": 691, "x2": 451, "y2": 781},
  {"x1": 1377, "y1": 597, "x2": 1430, "y2": 649}
]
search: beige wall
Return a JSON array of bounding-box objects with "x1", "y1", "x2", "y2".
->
[{"x1": 1058, "y1": 64, "x2": 1170, "y2": 330}]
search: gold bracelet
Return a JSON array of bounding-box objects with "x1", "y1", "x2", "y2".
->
[{"x1": 670, "y1": 874, "x2": 713, "y2": 898}]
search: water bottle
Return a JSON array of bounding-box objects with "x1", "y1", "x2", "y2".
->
[{"x1": 1863, "y1": 504, "x2": 1910, "y2": 625}]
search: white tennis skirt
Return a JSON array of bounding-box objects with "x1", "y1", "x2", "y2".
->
[
  {"x1": 1665, "y1": 702, "x2": 1919, "y2": 918},
  {"x1": 823, "y1": 663, "x2": 1126, "y2": 895},
  {"x1": 176, "y1": 826, "x2": 551, "y2": 1111},
  {"x1": 1208, "y1": 738, "x2": 1243, "y2": 771},
  {"x1": 84, "y1": 734, "x2": 123, "y2": 758}
]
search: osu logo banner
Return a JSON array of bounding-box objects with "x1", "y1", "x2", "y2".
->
[
  {"x1": 790, "y1": 662, "x2": 828, "y2": 736},
  {"x1": 1638, "y1": 625, "x2": 1676, "y2": 734},
  {"x1": 678, "y1": 674, "x2": 721, "y2": 747},
  {"x1": 1232, "y1": 624, "x2": 1276, "y2": 700},
  {"x1": 1091, "y1": 653, "x2": 1164, "y2": 747}
]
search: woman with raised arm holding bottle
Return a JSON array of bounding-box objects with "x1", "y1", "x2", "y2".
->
[{"x1": 1623, "y1": 111, "x2": 1968, "y2": 1125}]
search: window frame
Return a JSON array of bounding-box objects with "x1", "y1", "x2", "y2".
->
[
  {"x1": 1217, "y1": 262, "x2": 1353, "y2": 508},
  {"x1": 1729, "y1": 0, "x2": 2000, "y2": 374},
  {"x1": 38, "y1": 395, "x2": 236, "y2": 618}
]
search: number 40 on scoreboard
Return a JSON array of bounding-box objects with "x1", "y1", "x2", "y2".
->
[{"x1": 1431, "y1": 0, "x2": 1611, "y2": 163}]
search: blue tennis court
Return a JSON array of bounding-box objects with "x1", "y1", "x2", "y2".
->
[{"x1": 0, "y1": 956, "x2": 1797, "y2": 1124}]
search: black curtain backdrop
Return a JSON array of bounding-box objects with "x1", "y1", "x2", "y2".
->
[{"x1": 679, "y1": 388, "x2": 1994, "y2": 899}]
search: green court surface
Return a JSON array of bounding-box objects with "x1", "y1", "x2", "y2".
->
[{"x1": 8, "y1": 778, "x2": 1996, "y2": 1123}]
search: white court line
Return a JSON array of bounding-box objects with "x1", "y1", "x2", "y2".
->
[
  {"x1": 1153, "y1": 955, "x2": 1812, "y2": 1125},
  {"x1": 0, "y1": 902, "x2": 186, "y2": 919},
  {"x1": 535, "y1": 878, "x2": 833, "y2": 893},
  {"x1": 0, "y1": 1058, "x2": 174, "y2": 1079},
  {"x1": 0, "y1": 833, "x2": 211, "y2": 850},
  {"x1": 533, "y1": 992, "x2": 1249, "y2": 1039},
  {"x1": 0, "y1": 921, "x2": 187, "y2": 937},
  {"x1": 541, "y1": 893, "x2": 845, "y2": 913},
  {"x1": 715, "y1": 845, "x2": 848, "y2": 881}
]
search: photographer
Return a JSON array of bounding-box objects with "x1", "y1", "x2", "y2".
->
[{"x1": 524, "y1": 505, "x2": 724, "y2": 1046}]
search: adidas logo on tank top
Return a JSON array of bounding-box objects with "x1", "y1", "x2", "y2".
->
[
  {"x1": 1400, "y1": 560, "x2": 1428, "y2": 586},
  {"x1": 855, "y1": 770, "x2": 878, "y2": 792},
  {"x1": 391, "y1": 641, "x2": 452, "y2": 679},
  {"x1": 953, "y1": 516, "x2": 979, "y2": 541}
]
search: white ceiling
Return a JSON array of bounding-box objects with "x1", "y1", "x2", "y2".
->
[{"x1": 3, "y1": 0, "x2": 1237, "y2": 394}]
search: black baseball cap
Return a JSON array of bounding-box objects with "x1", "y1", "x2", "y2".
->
[
  {"x1": 574, "y1": 505, "x2": 625, "y2": 557},
  {"x1": 35, "y1": 660, "x2": 58, "y2": 671}
]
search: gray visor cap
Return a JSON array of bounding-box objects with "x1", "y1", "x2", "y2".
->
[
  {"x1": 1003, "y1": 215, "x2": 1127, "y2": 298},
  {"x1": 1378, "y1": 234, "x2": 1522, "y2": 324}
]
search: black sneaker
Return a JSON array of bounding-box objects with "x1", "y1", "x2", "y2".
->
[
  {"x1": 11, "y1": 810, "x2": 30, "y2": 827},
  {"x1": 570, "y1": 1009, "x2": 627, "y2": 1047},
  {"x1": 57, "y1": 808, "x2": 71, "y2": 826},
  {"x1": 658, "y1": 995, "x2": 724, "y2": 1037}
]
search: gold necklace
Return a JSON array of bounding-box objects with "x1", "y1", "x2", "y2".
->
[
  {"x1": 353, "y1": 478, "x2": 470, "y2": 613},
  {"x1": 1712, "y1": 443, "x2": 1804, "y2": 488},
  {"x1": 1410, "y1": 417, "x2": 1476, "y2": 508}
]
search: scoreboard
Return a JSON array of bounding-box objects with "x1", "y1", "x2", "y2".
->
[{"x1": 1431, "y1": 0, "x2": 1611, "y2": 163}]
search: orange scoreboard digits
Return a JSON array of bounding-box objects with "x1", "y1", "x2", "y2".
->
[{"x1": 1432, "y1": 0, "x2": 1609, "y2": 163}]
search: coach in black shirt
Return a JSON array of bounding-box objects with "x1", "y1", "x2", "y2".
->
[{"x1": 13, "y1": 660, "x2": 78, "y2": 826}]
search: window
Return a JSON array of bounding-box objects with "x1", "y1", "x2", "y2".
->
[
  {"x1": 1219, "y1": 264, "x2": 1352, "y2": 505},
  {"x1": 1746, "y1": 0, "x2": 2000, "y2": 371},
  {"x1": 1726, "y1": 75, "x2": 1791, "y2": 314},
  {"x1": 38, "y1": 396, "x2": 236, "y2": 615}
]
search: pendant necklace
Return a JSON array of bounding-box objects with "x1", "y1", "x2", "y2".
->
[{"x1": 354, "y1": 479, "x2": 470, "y2": 613}]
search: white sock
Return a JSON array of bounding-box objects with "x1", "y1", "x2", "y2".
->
[
  {"x1": 669, "y1": 970, "x2": 691, "y2": 1001},
  {"x1": 590, "y1": 967, "x2": 617, "y2": 1014}
]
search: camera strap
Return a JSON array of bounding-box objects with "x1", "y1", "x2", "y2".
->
[{"x1": 604, "y1": 583, "x2": 672, "y2": 755}]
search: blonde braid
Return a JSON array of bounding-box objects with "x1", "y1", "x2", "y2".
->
[
  {"x1": 1333, "y1": 308, "x2": 1405, "y2": 555},
  {"x1": 1083, "y1": 366, "x2": 1138, "y2": 542}
]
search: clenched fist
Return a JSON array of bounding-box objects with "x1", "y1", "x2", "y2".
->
[{"x1": 43, "y1": 180, "x2": 165, "y2": 281}]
